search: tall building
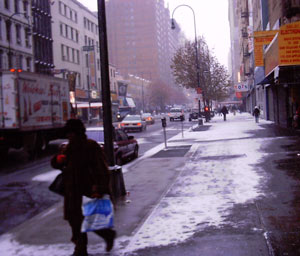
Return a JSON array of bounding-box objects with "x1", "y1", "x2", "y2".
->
[
  {"x1": 51, "y1": 0, "x2": 119, "y2": 122},
  {"x1": 0, "y1": 0, "x2": 34, "y2": 71},
  {"x1": 32, "y1": 0, "x2": 54, "y2": 74},
  {"x1": 230, "y1": 0, "x2": 300, "y2": 128},
  {"x1": 106, "y1": 0, "x2": 180, "y2": 85}
]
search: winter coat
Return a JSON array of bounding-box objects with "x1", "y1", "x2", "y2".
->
[
  {"x1": 253, "y1": 108, "x2": 260, "y2": 117},
  {"x1": 51, "y1": 136, "x2": 111, "y2": 220},
  {"x1": 221, "y1": 106, "x2": 228, "y2": 115}
]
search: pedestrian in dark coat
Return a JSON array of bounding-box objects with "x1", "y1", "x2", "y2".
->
[
  {"x1": 51, "y1": 119, "x2": 116, "y2": 256},
  {"x1": 253, "y1": 106, "x2": 260, "y2": 123},
  {"x1": 221, "y1": 106, "x2": 229, "y2": 121}
]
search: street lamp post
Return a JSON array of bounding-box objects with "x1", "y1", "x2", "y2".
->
[{"x1": 171, "y1": 5, "x2": 202, "y2": 119}]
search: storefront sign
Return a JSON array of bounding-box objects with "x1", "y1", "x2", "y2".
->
[
  {"x1": 75, "y1": 89, "x2": 87, "y2": 98},
  {"x1": 234, "y1": 83, "x2": 249, "y2": 92},
  {"x1": 278, "y1": 21, "x2": 300, "y2": 66},
  {"x1": 265, "y1": 34, "x2": 279, "y2": 75},
  {"x1": 254, "y1": 30, "x2": 278, "y2": 67}
]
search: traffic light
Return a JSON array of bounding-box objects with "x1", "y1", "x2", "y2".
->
[{"x1": 204, "y1": 106, "x2": 209, "y2": 112}]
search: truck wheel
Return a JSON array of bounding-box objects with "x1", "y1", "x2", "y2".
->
[{"x1": 0, "y1": 147, "x2": 9, "y2": 159}]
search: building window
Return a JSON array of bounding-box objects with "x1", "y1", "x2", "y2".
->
[
  {"x1": 5, "y1": 20, "x2": 11, "y2": 42},
  {"x1": 5, "y1": 0, "x2": 10, "y2": 9},
  {"x1": 66, "y1": 46, "x2": 70, "y2": 61},
  {"x1": 84, "y1": 35, "x2": 87, "y2": 45},
  {"x1": 76, "y1": 31, "x2": 79, "y2": 42},
  {"x1": 61, "y1": 44, "x2": 65, "y2": 60},
  {"x1": 65, "y1": 24, "x2": 68, "y2": 37},
  {"x1": 85, "y1": 54, "x2": 89, "y2": 67},
  {"x1": 26, "y1": 57, "x2": 31, "y2": 71},
  {"x1": 15, "y1": 0, "x2": 20, "y2": 13},
  {"x1": 76, "y1": 50, "x2": 80, "y2": 64},
  {"x1": 23, "y1": 1, "x2": 28, "y2": 16},
  {"x1": 72, "y1": 48, "x2": 75, "y2": 62},
  {"x1": 60, "y1": 23, "x2": 63, "y2": 35},
  {"x1": 59, "y1": 1, "x2": 63, "y2": 14},
  {"x1": 25, "y1": 28, "x2": 30, "y2": 47},
  {"x1": 16, "y1": 24, "x2": 21, "y2": 45}
]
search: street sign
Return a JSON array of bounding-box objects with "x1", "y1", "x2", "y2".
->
[{"x1": 82, "y1": 45, "x2": 94, "y2": 51}]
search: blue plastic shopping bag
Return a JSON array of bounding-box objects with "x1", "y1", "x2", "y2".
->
[{"x1": 81, "y1": 195, "x2": 114, "y2": 232}]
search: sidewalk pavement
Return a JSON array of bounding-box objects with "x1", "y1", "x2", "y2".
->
[{"x1": 1, "y1": 113, "x2": 300, "y2": 256}]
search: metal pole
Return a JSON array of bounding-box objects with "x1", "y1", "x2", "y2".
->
[
  {"x1": 97, "y1": 0, "x2": 115, "y2": 167},
  {"x1": 171, "y1": 5, "x2": 201, "y2": 117},
  {"x1": 163, "y1": 127, "x2": 167, "y2": 149}
]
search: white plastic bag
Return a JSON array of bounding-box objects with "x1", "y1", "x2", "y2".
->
[{"x1": 81, "y1": 195, "x2": 114, "y2": 232}]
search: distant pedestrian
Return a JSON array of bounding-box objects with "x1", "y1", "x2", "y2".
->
[
  {"x1": 51, "y1": 119, "x2": 116, "y2": 255},
  {"x1": 221, "y1": 106, "x2": 228, "y2": 121},
  {"x1": 253, "y1": 106, "x2": 260, "y2": 123}
]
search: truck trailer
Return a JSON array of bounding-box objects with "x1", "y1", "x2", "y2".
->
[{"x1": 0, "y1": 71, "x2": 71, "y2": 158}]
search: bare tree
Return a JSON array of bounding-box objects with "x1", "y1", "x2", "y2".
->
[{"x1": 171, "y1": 37, "x2": 231, "y2": 106}]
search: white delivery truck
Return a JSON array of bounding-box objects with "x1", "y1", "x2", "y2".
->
[{"x1": 0, "y1": 71, "x2": 71, "y2": 158}]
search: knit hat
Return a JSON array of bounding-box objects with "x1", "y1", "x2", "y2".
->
[{"x1": 63, "y1": 119, "x2": 86, "y2": 136}]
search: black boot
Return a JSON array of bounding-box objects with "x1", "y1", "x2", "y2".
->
[{"x1": 94, "y1": 229, "x2": 116, "y2": 252}]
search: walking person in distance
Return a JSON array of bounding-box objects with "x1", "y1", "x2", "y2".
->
[
  {"x1": 221, "y1": 105, "x2": 229, "y2": 121},
  {"x1": 51, "y1": 119, "x2": 116, "y2": 256},
  {"x1": 253, "y1": 106, "x2": 260, "y2": 123}
]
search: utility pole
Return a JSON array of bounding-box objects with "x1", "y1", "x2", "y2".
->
[{"x1": 97, "y1": 0, "x2": 115, "y2": 167}]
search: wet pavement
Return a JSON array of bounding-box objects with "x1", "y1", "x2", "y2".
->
[{"x1": 1, "y1": 113, "x2": 300, "y2": 256}]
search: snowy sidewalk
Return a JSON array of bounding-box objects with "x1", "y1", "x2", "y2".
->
[{"x1": 1, "y1": 113, "x2": 300, "y2": 256}]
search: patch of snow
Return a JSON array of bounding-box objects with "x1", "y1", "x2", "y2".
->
[{"x1": 32, "y1": 170, "x2": 60, "y2": 182}]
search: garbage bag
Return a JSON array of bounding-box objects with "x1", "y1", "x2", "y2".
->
[{"x1": 81, "y1": 195, "x2": 114, "y2": 232}]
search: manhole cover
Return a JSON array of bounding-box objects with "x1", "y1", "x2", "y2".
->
[{"x1": 151, "y1": 145, "x2": 191, "y2": 158}]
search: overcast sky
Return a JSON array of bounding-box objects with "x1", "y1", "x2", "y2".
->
[{"x1": 77, "y1": 0, "x2": 231, "y2": 69}]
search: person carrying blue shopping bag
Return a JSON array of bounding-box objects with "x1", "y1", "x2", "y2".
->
[
  {"x1": 81, "y1": 195, "x2": 114, "y2": 232},
  {"x1": 51, "y1": 119, "x2": 116, "y2": 256}
]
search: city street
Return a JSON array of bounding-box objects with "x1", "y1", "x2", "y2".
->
[
  {"x1": 1, "y1": 113, "x2": 300, "y2": 255},
  {"x1": 0, "y1": 115, "x2": 192, "y2": 235}
]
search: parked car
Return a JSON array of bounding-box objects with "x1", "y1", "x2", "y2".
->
[
  {"x1": 168, "y1": 108, "x2": 185, "y2": 121},
  {"x1": 85, "y1": 127, "x2": 139, "y2": 165},
  {"x1": 120, "y1": 115, "x2": 147, "y2": 132},
  {"x1": 189, "y1": 110, "x2": 200, "y2": 121},
  {"x1": 142, "y1": 113, "x2": 155, "y2": 124}
]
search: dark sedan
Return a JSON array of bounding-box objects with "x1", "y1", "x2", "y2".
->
[{"x1": 86, "y1": 127, "x2": 139, "y2": 165}]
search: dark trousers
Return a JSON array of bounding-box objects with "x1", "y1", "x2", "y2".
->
[
  {"x1": 68, "y1": 216, "x2": 115, "y2": 255},
  {"x1": 68, "y1": 216, "x2": 88, "y2": 255},
  {"x1": 223, "y1": 114, "x2": 227, "y2": 121}
]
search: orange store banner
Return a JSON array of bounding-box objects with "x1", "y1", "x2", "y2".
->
[
  {"x1": 278, "y1": 21, "x2": 300, "y2": 66},
  {"x1": 254, "y1": 30, "x2": 278, "y2": 67}
]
